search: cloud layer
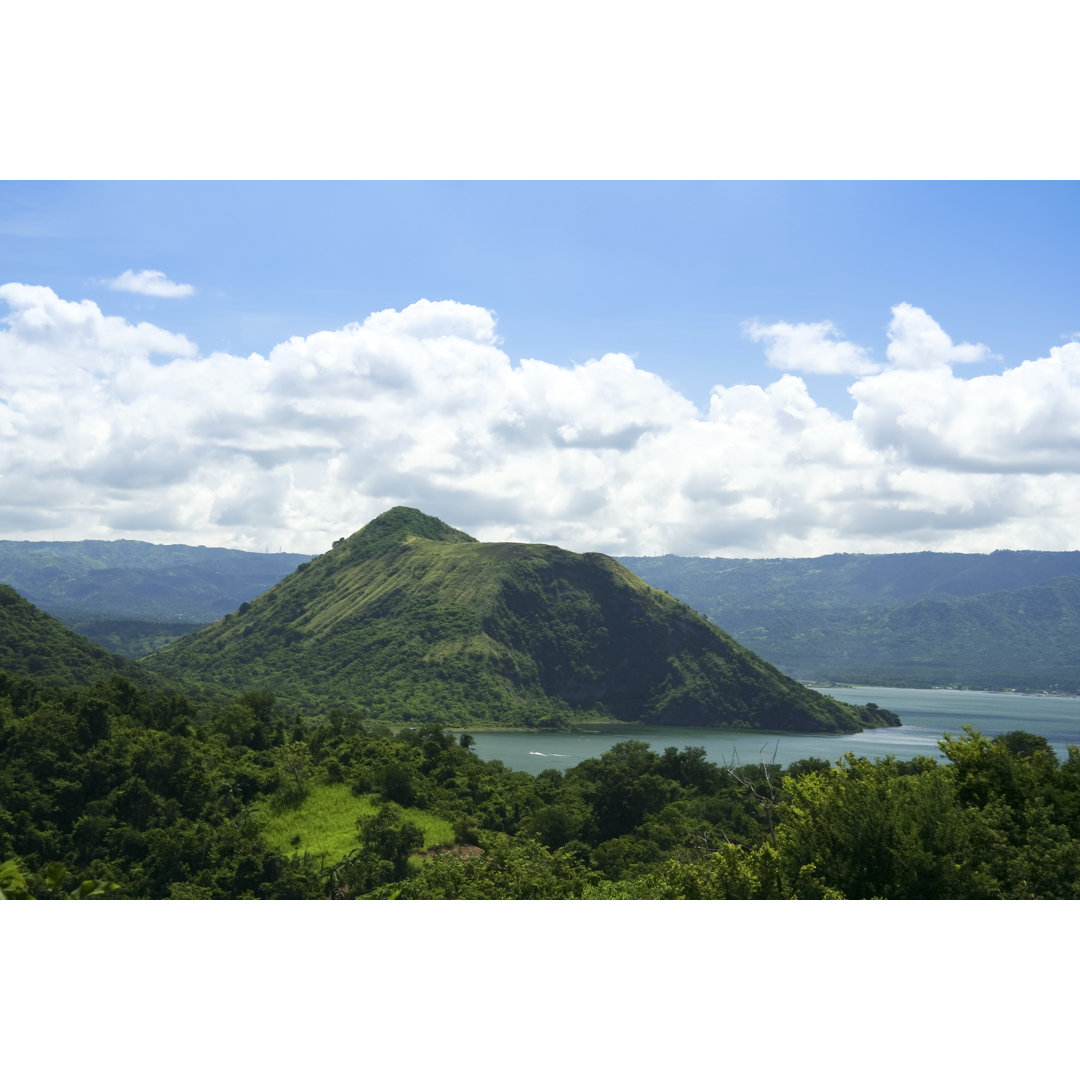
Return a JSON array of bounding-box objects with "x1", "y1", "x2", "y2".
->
[{"x1": 2, "y1": 283, "x2": 1079, "y2": 557}]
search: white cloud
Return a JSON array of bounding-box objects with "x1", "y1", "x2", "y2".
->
[
  {"x1": 744, "y1": 318, "x2": 879, "y2": 375},
  {"x1": 851, "y1": 308, "x2": 1080, "y2": 473},
  {"x1": 106, "y1": 269, "x2": 196, "y2": 298},
  {"x1": 362, "y1": 298, "x2": 499, "y2": 343},
  {"x1": 884, "y1": 301, "x2": 994, "y2": 369},
  {"x1": 0, "y1": 283, "x2": 197, "y2": 371},
  {"x1": 2, "y1": 288, "x2": 1079, "y2": 557}
]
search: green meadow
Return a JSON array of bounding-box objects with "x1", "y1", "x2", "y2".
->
[{"x1": 254, "y1": 783, "x2": 455, "y2": 864}]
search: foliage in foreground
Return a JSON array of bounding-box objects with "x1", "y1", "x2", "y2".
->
[{"x1": 2, "y1": 666, "x2": 1079, "y2": 899}]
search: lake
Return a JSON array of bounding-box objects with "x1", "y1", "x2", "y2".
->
[{"x1": 469, "y1": 686, "x2": 1080, "y2": 775}]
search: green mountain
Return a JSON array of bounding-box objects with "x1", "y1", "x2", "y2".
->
[
  {"x1": 141, "y1": 507, "x2": 891, "y2": 732},
  {"x1": 618, "y1": 551, "x2": 1080, "y2": 692},
  {"x1": 0, "y1": 538, "x2": 311, "y2": 656},
  {"x1": 0, "y1": 584, "x2": 147, "y2": 687}
]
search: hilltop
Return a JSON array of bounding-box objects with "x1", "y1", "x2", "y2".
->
[{"x1": 142, "y1": 507, "x2": 891, "y2": 732}]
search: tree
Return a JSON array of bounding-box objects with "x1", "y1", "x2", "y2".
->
[
  {"x1": 0, "y1": 858, "x2": 119, "y2": 899},
  {"x1": 0, "y1": 857, "x2": 30, "y2": 899},
  {"x1": 359, "y1": 805, "x2": 424, "y2": 873},
  {"x1": 941, "y1": 727, "x2": 1080, "y2": 898},
  {"x1": 270, "y1": 740, "x2": 314, "y2": 809},
  {"x1": 775, "y1": 753, "x2": 976, "y2": 899},
  {"x1": 324, "y1": 805, "x2": 425, "y2": 898},
  {"x1": 366, "y1": 834, "x2": 598, "y2": 900},
  {"x1": 572, "y1": 741, "x2": 680, "y2": 841},
  {"x1": 377, "y1": 761, "x2": 416, "y2": 807}
]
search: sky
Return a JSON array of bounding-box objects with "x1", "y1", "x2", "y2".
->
[{"x1": 1, "y1": 180, "x2": 1079, "y2": 557}]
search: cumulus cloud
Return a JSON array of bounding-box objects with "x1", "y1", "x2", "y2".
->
[
  {"x1": 1, "y1": 286, "x2": 1079, "y2": 557},
  {"x1": 884, "y1": 301, "x2": 995, "y2": 369},
  {"x1": 744, "y1": 318, "x2": 879, "y2": 375},
  {"x1": 0, "y1": 283, "x2": 196, "y2": 370},
  {"x1": 362, "y1": 298, "x2": 499, "y2": 343},
  {"x1": 106, "y1": 269, "x2": 195, "y2": 298}
]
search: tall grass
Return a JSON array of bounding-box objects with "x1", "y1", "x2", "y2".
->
[{"x1": 254, "y1": 783, "x2": 454, "y2": 863}]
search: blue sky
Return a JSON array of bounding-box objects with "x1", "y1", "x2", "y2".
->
[
  {"x1": 3, "y1": 181, "x2": 1076, "y2": 414},
  {"x1": 2, "y1": 179, "x2": 1080, "y2": 557}
]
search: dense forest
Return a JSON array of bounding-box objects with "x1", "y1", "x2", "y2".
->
[
  {"x1": 3, "y1": 669, "x2": 1078, "y2": 899},
  {"x1": 0, "y1": 584, "x2": 152, "y2": 688}
]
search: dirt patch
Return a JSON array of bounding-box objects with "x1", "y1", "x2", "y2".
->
[{"x1": 417, "y1": 843, "x2": 484, "y2": 860}]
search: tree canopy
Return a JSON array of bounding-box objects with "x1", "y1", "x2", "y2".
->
[{"x1": 3, "y1": 665, "x2": 1078, "y2": 899}]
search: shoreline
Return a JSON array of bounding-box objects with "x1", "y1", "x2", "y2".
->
[{"x1": 809, "y1": 682, "x2": 1080, "y2": 700}]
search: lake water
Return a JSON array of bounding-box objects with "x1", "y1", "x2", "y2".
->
[{"x1": 469, "y1": 686, "x2": 1080, "y2": 775}]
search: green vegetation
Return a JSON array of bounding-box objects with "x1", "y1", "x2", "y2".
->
[
  {"x1": 3, "y1": 662, "x2": 1075, "y2": 898},
  {"x1": 13, "y1": 506, "x2": 1075, "y2": 899},
  {"x1": 0, "y1": 668, "x2": 487, "y2": 899},
  {"x1": 254, "y1": 783, "x2": 453, "y2": 863},
  {"x1": 620, "y1": 550, "x2": 1080, "y2": 692},
  {"x1": 7, "y1": 532, "x2": 1080, "y2": 690},
  {"x1": 0, "y1": 585, "x2": 153, "y2": 687},
  {"x1": 62, "y1": 617, "x2": 213, "y2": 659},
  {"x1": 142, "y1": 507, "x2": 888, "y2": 733}
]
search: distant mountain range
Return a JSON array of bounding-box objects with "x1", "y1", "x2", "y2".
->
[
  {"x1": 618, "y1": 551, "x2": 1080, "y2": 692},
  {"x1": 2, "y1": 529, "x2": 1077, "y2": 693},
  {"x1": 0, "y1": 538, "x2": 308, "y2": 657},
  {"x1": 140, "y1": 507, "x2": 884, "y2": 732}
]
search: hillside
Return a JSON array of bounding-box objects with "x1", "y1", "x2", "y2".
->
[
  {"x1": 0, "y1": 538, "x2": 310, "y2": 656},
  {"x1": 619, "y1": 552, "x2": 1080, "y2": 692},
  {"x1": 0, "y1": 584, "x2": 149, "y2": 687},
  {"x1": 142, "y1": 507, "x2": 890, "y2": 732}
]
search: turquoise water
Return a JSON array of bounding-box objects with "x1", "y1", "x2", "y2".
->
[{"x1": 469, "y1": 686, "x2": 1080, "y2": 775}]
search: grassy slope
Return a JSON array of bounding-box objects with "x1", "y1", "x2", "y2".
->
[{"x1": 253, "y1": 784, "x2": 454, "y2": 863}]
